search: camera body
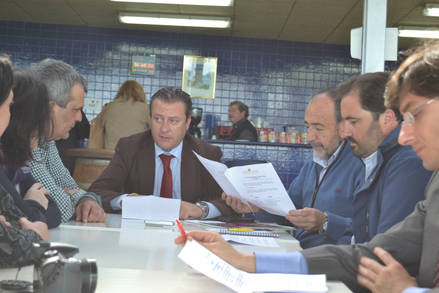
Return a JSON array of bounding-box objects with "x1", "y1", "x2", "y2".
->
[{"x1": 32, "y1": 242, "x2": 97, "y2": 293}]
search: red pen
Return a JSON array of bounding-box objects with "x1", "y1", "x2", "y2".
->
[{"x1": 176, "y1": 219, "x2": 187, "y2": 239}]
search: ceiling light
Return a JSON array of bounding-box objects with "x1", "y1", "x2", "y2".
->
[
  {"x1": 399, "y1": 26, "x2": 439, "y2": 39},
  {"x1": 111, "y1": 0, "x2": 233, "y2": 6},
  {"x1": 119, "y1": 13, "x2": 231, "y2": 28},
  {"x1": 423, "y1": 3, "x2": 439, "y2": 17}
]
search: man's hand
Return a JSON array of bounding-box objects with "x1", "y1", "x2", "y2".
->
[
  {"x1": 285, "y1": 208, "x2": 326, "y2": 232},
  {"x1": 75, "y1": 198, "x2": 106, "y2": 223},
  {"x1": 222, "y1": 192, "x2": 260, "y2": 214},
  {"x1": 174, "y1": 230, "x2": 256, "y2": 273},
  {"x1": 18, "y1": 217, "x2": 50, "y2": 241},
  {"x1": 357, "y1": 247, "x2": 417, "y2": 293},
  {"x1": 24, "y1": 183, "x2": 50, "y2": 210},
  {"x1": 0, "y1": 215, "x2": 10, "y2": 227},
  {"x1": 179, "y1": 201, "x2": 202, "y2": 220}
]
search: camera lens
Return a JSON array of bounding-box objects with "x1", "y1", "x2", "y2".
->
[{"x1": 80, "y1": 259, "x2": 97, "y2": 293}]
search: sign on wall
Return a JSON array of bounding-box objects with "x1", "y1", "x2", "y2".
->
[
  {"x1": 131, "y1": 55, "x2": 156, "y2": 75},
  {"x1": 182, "y1": 55, "x2": 217, "y2": 99}
]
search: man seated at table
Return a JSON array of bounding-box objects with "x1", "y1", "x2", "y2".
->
[
  {"x1": 89, "y1": 87, "x2": 234, "y2": 219},
  {"x1": 227, "y1": 101, "x2": 258, "y2": 141},
  {"x1": 30, "y1": 59, "x2": 106, "y2": 224},
  {"x1": 225, "y1": 72, "x2": 431, "y2": 245},
  {"x1": 236, "y1": 88, "x2": 363, "y2": 248}
]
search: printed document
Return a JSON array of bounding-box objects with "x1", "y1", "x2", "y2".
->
[
  {"x1": 221, "y1": 234, "x2": 279, "y2": 247},
  {"x1": 121, "y1": 195, "x2": 180, "y2": 221},
  {"x1": 194, "y1": 152, "x2": 295, "y2": 216},
  {"x1": 178, "y1": 239, "x2": 327, "y2": 293}
]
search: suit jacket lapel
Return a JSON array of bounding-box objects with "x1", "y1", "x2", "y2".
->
[
  {"x1": 181, "y1": 136, "x2": 198, "y2": 202},
  {"x1": 138, "y1": 132, "x2": 156, "y2": 195}
]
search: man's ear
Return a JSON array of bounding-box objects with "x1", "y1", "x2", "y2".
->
[{"x1": 384, "y1": 109, "x2": 396, "y2": 124}]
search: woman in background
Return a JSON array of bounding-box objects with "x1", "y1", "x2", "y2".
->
[
  {"x1": 93, "y1": 80, "x2": 150, "y2": 150},
  {"x1": 0, "y1": 54, "x2": 49, "y2": 267},
  {"x1": 1, "y1": 69, "x2": 61, "y2": 228}
]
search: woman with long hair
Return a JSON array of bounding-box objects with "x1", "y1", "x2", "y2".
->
[
  {"x1": 92, "y1": 80, "x2": 150, "y2": 150},
  {"x1": 1, "y1": 69, "x2": 61, "y2": 228},
  {"x1": 0, "y1": 54, "x2": 49, "y2": 267}
]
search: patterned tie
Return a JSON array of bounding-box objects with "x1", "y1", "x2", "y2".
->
[
  {"x1": 159, "y1": 154, "x2": 174, "y2": 198},
  {"x1": 433, "y1": 258, "x2": 439, "y2": 287}
]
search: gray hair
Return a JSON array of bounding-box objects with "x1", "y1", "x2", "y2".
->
[{"x1": 33, "y1": 58, "x2": 87, "y2": 107}]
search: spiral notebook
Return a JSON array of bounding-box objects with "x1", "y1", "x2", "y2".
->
[{"x1": 209, "y1": 228, "x2": 280, "y2": 238}]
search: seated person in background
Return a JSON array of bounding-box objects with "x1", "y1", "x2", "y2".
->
[
  {"x1": 92, "y1": 80, "x2": 151, "y2": 150},
  {"x1": 176, "y1": 42, "x2": 439, "y2": 293},
  {"x1": 225, "y1": 72, "x2": 431, "y2": 245},
  {"x1": 228, "y1": 101, "x2": 258, "y2": 141},
  {"x1": 1, "y1": 70, "x2": 61, "y2": 228},
  {"x1": 230, "y1": 88, "x2": 364, "y2": 248},
  {"x1": 89, "y1": 87, "x2": 234, "y2": 219},
  {"x1": 0, "y1": 55, "x2": 49, "y2": 268},
  {"x1": 30, "y1": 58, "x2": 106, "y2": 223},
  {"x1": 55, "y1": 109, "x2": 90, "y2": 174}
]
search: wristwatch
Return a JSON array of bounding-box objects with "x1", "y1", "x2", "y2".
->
[
  {"x1": 195, "y1": 201, "x2": 209, "y2": 219},
  {"x1": 319, "y1": 212, "x2": 328, "y2": 234}
]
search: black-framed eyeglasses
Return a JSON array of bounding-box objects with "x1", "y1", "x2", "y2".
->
[{"x1": 402, "y1": 97, "x2": 439, "y2": 125}]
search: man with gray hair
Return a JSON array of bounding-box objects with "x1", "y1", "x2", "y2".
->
[{"x1": 30, "y1": 59, "x2": 106, "y2": 223}]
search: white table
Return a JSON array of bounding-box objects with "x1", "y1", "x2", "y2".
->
[{"x1": 0, "y1": 215, "x2": 351, "y2": 293}]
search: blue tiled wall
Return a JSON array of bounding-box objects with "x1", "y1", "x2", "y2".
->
[{"x1": 0, "y1": 20, "x2": 363, "y2": 187}]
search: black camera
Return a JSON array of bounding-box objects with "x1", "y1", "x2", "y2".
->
[{"x1": 0, "y1": 242, "x2": 97, "y2": 293}]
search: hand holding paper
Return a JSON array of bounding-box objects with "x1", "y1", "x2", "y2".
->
[{"x1": 194, "y1": 152, "x2": 295, "y2": 216}]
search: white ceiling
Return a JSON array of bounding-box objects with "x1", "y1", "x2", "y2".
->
[{"x1": 1, "y1": 0, "x2": 439, "y2": 48}]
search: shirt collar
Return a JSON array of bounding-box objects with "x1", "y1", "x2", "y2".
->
[
  {"x1": 154, "y1": 141, "x2": 183, "y2": 161},
  {"x1": 313, "y1": 141, "x2": 344, "y2": 169},
  {"x1": 362, "y1": 150, "x2": 378, "y2": 181}
]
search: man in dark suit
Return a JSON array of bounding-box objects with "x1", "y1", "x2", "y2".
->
[{"x1": 89, "y1": 87, "x2": 233, "y2": 219}]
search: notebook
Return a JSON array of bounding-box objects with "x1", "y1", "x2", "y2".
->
[{"x1": 208, "y1": 228, "x2": 280, "y2": 238}]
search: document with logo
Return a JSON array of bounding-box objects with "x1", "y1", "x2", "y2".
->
[
  {"x1": 194, "y1": 152, "x2": 295, "y2": 216},
  {"x1": 121, "y1": 195, "x2": 180, "y2": 222},
  {"x1": 178, "y1": 239, "x2": 327, "y2": 293}
]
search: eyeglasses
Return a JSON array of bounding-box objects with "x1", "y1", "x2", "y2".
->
[{"x1": 402, "y1": 97, "x2": 439, "y2": 125}]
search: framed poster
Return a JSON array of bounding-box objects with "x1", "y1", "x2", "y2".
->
[{"x1": 182, "y1": 55, "x2": 217, "y2": 99}]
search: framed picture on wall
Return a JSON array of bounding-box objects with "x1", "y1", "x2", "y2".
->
[{"x1": 182, "y1": 55, "x2": 217, "y2": 99}]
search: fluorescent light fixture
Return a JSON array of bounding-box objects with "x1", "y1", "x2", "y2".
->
[
  {"x1": 423, "y1": 3, "x2": 439, "y2": 17},
  {"x1": 111, "y1": 0, "x2": 233, "y2": 6},
  {"x1": 399, "y1": 26, "x2": 439, "y2": 39},
  {"x1": 119, "y1": 13, "x2": 231, "y2": 28}
]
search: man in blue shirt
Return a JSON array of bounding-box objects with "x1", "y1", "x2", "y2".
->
[{"x1": 246, "y1": 88, "x2": 364, "y2": 248}]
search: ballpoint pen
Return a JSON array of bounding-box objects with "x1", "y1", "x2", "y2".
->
[{"x1": 176, "y1": 219, "x2": 187, "y2": 239}]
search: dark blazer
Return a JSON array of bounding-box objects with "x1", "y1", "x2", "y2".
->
[
  {"x1": 89, "y1": 131, "x2": 233, "y2": 216},
  {"x1": 229, "y1": 118, "x2": 258, "y2": 142},
  {"x1": 302, "y1": 171, "x2": 438, "y2": 293}
]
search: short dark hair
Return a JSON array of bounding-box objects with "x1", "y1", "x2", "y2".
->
[
  {"x1": 0, "y1": 54, "x2": 13, "y2": 106},
  {"x1": 230, "y1": 101, "x2": 249, "y2": 118},
  {"x1": 1, "y1": 70, "x2": 52, "y2": 167},
  {"x1": 386, "y1": 42, "x2": 439, "y2": 109},
  {"x1": 310, "y1": 88, "x2": 340, "y2": 123},
  {"x1": 336, "y1": 72, "x2": 401, "y2": 121},
  {"x1": 149, "y1": 87, "x2": 192, "y2": 119}
]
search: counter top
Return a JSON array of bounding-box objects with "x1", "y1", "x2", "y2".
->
[{"x1": 207, "y1": 139, "x2": 312, "y2": 148}]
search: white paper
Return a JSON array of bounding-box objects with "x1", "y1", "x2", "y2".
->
[
  {"x1": 194, "y1": 152, "x2": 295, "y2": 216},
  {"x1": 222, "y1": 235, "x2": 279, "y2": 247},
  {"x1": 178, "y1": 240, "x2": 327, "y2": 293},
  {"x1": 121, "y1": 196, "x2": 180, "y2": 221}
]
